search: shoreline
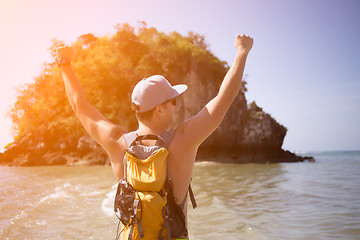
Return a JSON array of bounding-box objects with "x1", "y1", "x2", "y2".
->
[{"x1": 0, "y1": 148, "x2": 315, "y2": 167}]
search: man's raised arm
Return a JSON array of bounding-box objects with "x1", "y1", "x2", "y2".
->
[
  {"x1": 57, "y1": 46, "x2": 124, "y2": 157},
  {"x1": 178, "y1": 34, "x2": 253, "y2": 148}
]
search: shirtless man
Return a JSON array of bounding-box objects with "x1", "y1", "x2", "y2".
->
[{"x1": 57, "y1": 33, "x2": 253, "y2": 222}]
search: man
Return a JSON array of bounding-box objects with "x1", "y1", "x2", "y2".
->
[{"x1": 57, "y1": 33, "x2": 253, "y2": 228}]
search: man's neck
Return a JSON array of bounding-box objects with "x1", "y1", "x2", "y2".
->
[{"x1": 137, "y1": 121, "x2": 169, "y2": 135}]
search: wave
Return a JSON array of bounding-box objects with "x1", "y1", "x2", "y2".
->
[
  {"x1": 40, "y1": 188, "x2": 69, "y2": 204},
  {"x1": 102, "y1": 183, "x2": 117, "y2": 217}
]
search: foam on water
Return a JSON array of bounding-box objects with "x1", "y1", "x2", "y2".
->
[
  {"x1": 102, "y1": 183, "x2": 117, "y2": 217},
  {"x1": 40, "y1": 189, "x2": 69, "y2": 203}
]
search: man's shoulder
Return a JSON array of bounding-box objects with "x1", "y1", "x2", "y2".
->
[
  {"x1": 171, "y1": 125, "x2": 199, "y2": 150},
  {"x1": 105, "y1": 129, "x2": 128, "y2": 158}
]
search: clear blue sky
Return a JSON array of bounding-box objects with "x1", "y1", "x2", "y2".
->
[{"x1": 0, "y1": 0, "x2": 359, "y2": 152}]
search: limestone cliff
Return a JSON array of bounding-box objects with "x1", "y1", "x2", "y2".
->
[{"x1": 170, "y1": 64, "x2": 311, "y2": 163}]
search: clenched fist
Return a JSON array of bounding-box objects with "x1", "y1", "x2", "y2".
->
[
  {"x1": 56, "y1": 46, "x2": 75, "y2": 61},
  {"x1": 234, "y1": 34, "x2": 253, "y2": 54}
]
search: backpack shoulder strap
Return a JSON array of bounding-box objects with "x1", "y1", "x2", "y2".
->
[
  {"x1": 122, "y1": 131, "x2": 138, "y2": 179},
  {"x1": 188, "y1": 184, "x2": 197, "y2": 209},
  {"x1": 161, "y1": 131, "x2": 197, "y2": 210},
  {"x1": 179, "y1": 184, "x2": 197, "y2": 210},
  {"x1": 160, "y1": 131, "x2": 175, "y2": 149},
  {"x1": 124, "y1": 131, "x2": 138, "y2": 149}
]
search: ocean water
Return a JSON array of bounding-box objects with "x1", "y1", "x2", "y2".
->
[{"x1": 0, "y1": 151, "x2": 359, "y2": 240}]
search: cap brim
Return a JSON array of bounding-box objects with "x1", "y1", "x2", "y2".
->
[{"x1": 170, "y1": 84, "x2": 188, "y2": 99}]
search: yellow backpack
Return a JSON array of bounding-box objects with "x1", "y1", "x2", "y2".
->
[{"x1": 114, "y1": 132, "x2": 196, "y2": 240}]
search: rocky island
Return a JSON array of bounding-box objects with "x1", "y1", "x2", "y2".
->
[{"x1": 0, "y1": 24, "x2": 314, "y2": 166}]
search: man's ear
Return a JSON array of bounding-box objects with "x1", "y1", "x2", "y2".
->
[
  {"x1": 154, "y1": 105, "x2": 162, "y2": 115},
  {"x1": 155, "y1": 104, "x2": 167, "y2": 116}
]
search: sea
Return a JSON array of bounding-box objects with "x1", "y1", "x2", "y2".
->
[{"x1": 0, "y1": 151, "x2": 359, "y2": 240}]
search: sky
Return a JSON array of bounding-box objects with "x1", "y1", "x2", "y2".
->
[{"x1": 0, "y1": 0, "x2": 359, "y2": 152}]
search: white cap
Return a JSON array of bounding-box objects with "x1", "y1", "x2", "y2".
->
[{"x1": 131, "y1": 75, "x2": 188, "y2": 113}]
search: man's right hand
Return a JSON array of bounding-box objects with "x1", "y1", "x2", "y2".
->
[{"x1": 56, "y1": 46, "x2": 75, "y2": 61}]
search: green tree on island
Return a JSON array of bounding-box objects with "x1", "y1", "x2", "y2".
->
[
  {"x1": 2, "y1": 23, "x2": 309, "y2": 166},
  {"x1": 4, "y1": 23, "x2": 229, "y2": 164}
]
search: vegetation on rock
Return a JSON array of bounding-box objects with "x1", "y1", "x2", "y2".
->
[{"x1": 1, "y1": 23, "x2": 313, "y2": 165}]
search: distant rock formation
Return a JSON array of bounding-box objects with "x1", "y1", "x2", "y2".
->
[
  {"x1": 170, "y1": 63, "x2": 314, "y2": 164},
  {"x1": 0, "y1": 62, "x2": 314, "y2": 166}
]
